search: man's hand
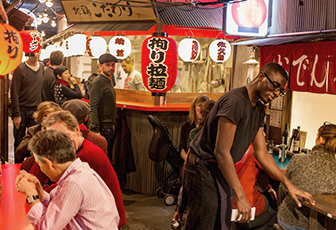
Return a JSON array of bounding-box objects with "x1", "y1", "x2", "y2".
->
[
  {"x1": 13, "y1": 116, "x2": 21, "y2": 129},
  {"x1": 15, "y1": 170, "x2": 43, "y2": 198},
  {"x1": 286, "y1": 181, "x2": 315, "y2": 207},
  {"x1": 235, "y1": 194, "x2": 252, "y2": 223}
]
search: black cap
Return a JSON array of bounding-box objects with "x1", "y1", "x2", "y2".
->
[
  {"x1": 99, "y1": 53, "x2": 117, "y2": 64},
  {"x1": 54, "y1": 66, "x2": 68, "y2": 77}
]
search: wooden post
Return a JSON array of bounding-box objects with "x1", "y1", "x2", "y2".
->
[{"x1": 0, "y1": 75, "x2": 9, "y2": 161}]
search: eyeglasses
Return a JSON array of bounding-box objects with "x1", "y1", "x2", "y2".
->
[{"x1": 262, "y1": 72, "x2": 286, "y2": 96}]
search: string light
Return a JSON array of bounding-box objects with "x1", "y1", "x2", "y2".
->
[
  {"x1": 45, "y1": 0, "x2": 53, "y2": 8},
  {"x1": 51, "y1": 20, "x2": 56, "y2": 27},
  {"x1": 41, "y1": 30, "x2": 46, "y2": 37},
  {"x1": 39, "y1": 0, "x2": 46, "y2": 3}
]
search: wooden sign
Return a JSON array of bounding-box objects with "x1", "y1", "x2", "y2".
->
[{"x1": 61, "y1": 0, "x2": 157, "y2": 23}]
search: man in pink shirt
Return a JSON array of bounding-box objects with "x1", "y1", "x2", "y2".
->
[{"x1": 15, "y1": 129, "x2": 119, "y2": 230}]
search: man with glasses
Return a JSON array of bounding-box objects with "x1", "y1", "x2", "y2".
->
[{"x1": 184, "y1": 62, "x2": 315, "y2": 230}]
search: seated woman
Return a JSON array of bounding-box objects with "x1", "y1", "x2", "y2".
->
[
  {"x1": 54, "y1": 66, "x2": 82, "y2": 105},
  {"x1": 16, "y1": 101, "x2": 62, "y2": 164},
  {"x1": 277, "y1": 122, "x2": 336, "y2": 230}
]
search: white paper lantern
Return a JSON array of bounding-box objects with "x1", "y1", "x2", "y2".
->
[
  {"x1": 209, "y1": 39, "x2": 231, "y2": 63},
  {"x1": 68, "y1": 34, "x2": 87, "y2": 56},
  {"x1": 178, "y1": 37, "x2": 200, "y2": 62},
  {"x1": 87, "y1": 36, "x2": 107, "y2": 59},
  {"x1": 108, "y1": 35, "x2": 131, "y2": 60}
]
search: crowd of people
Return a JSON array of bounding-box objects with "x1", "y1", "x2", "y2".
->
[{"x1": 11, "y1": 49, "x2": 336, "y2": 230}]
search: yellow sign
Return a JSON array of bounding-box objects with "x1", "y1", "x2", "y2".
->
[{"x1": 61, "y1": 0, "x2": 157, "y2": 23}]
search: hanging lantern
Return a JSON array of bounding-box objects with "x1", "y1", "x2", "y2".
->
[
  {"x1": 68, "y1": 33, "x2": 87, "y2": 56},
  {"x1": 87, "y1": 36, "x2": 107, "y2": 59},
  {"x1": 178, "y1": 37, "x2": 200, "y2": 62},
  {"x1": 0, "y1": 23, "x2": 23, "y2": 76},
  {"x1": 141, "y1": 32, "x2": 177, "y2": 93},
  {"x1": 108, "y1": 35, "x2": 131, "y2": 60},
  {"x1": 209, "y1": 39, "x2": 231, "y2": 63},
  {"x1": 20, "y1": 26, "x2": 42, "y2": 56}
]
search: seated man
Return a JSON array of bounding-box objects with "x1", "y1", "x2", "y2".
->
[
  {"x1": 62, "y1": 99, "x2": 108, "y2": 154},
  {"x1": 15, "y1": 129, "x2": 119, "y2": 229},
  {"x1": 28, "y1": 111, "x2": 126, "y2": 228}
]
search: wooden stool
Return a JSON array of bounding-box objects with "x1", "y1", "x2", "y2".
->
[{"x1": 273, "y1": 223, "x2": 284, "y2": 230}]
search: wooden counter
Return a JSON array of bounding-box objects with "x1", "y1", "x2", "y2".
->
[
  {"x1": 117, "y1": 100, "x2": 190, "y2": 112},
  {"x1": 117, "y1": 105, "x2": 189, "y2": 196},
  {"x1": 113, "y1": 89, "x2": 224, "y2": 195}
]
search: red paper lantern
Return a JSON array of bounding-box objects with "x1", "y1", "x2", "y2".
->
[
  {"x1": 0, "y1": 23, "x2": 23, "y2": 76},
  {"x1": 141, "y1": 32, "x2": 177, "y2": 93},
  {"x1": 20, "y1": 26, "x2": 42, "y2": 56}
]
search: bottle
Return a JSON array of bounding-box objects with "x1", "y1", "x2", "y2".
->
[
  {"x1": 282, "y1": 123, "x2": 289, "y2": 146},
  {"x1": 288, "y1": 128, "x2": 297, "y2": 152},
  {"x1": 293, "y1": 126, "x2": 301, "y2": 153}
]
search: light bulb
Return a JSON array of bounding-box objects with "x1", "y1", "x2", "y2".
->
[
  {"x1": 42, "y1": 16, "x2": 49, "y2": 23},
  {"x1": 39, "y1": 0, "x2": 46, "y2": 3},
  {"x1": 36, "y1": 18, "x2": 42, "y2": 25},
  {"x1": 41, "y1": 30, "x2": 46, "y2": 37},
  {"x1": 51, "y1": 20, "x2": 56, "y2": 27},
  {"x1": 46, "y1": 0, "x2": 53, "y2": 7}
]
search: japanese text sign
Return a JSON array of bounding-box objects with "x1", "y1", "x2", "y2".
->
[
  {"x1": 260, "y1": 41, "x2": 336, "y2": 95},
  {"x1": 141, "y1": 33, "x2": 177, "y2": 93},
  {"x1": 61, "y1": 0, "x2": 156, "y2": 23},
  {"x1": 0, "y1": 24, "x2": 23, "y2": 76}
]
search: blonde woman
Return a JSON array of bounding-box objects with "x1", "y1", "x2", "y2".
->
[
  {"x1": 179, "y1": 95, "x2": 210, "y2": 160},
  {"x1": 15, "y1": 101, "x2": 62, "y2": 163}
]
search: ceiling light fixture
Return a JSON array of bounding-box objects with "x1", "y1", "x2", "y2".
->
[
  {"x1": 51, "y1": 20, "x2": 56, "y2": 27},
  {"x1": 46, "y1": 0, "x2": 53, "y2": 8}
]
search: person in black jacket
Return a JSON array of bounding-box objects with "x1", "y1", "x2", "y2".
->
[{"x1": 54, "y1": 66, "x2": 82, "y2": 105}]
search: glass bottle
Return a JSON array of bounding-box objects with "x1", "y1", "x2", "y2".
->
[{"x1": 293, "y1": 126, "x2": 301, "y2": 153}]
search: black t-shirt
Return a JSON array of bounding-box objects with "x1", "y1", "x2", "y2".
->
[
  {"x1": 190, "y1": 86, "x2": 265, "y2": 163},
  {"x1": 179, "y1": 121, "x2": 196, "y2": 153}
]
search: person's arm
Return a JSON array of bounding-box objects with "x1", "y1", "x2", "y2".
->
[
  {"x1": 133, "y1": 72, "x2": 146, "y2": 91},
  {"x1": 89, "y1": 81, "x2": 102, "y2": 133},
  {"x1": 60, "y1": 84, "x2": 82, "y2": 99},
  {"x1": 11, "y1": 67, "x2": 22, "y2": 128},
  {"x1": 28, "y1": 181, "x2": 83, "y2": 230},
  {"x1": 215, "y1": 116, "x2": 252, "y2": 223},
  {"x1": 252, "y1": 128, "x2": 314, "y2": 207},
  {"x1": 15, "y1": 126, "x2": 39, "y2": 162}
]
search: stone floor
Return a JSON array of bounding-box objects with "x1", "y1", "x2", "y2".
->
[{"x1": 7, "y1": 118, "x2": 178, "y2": 230}]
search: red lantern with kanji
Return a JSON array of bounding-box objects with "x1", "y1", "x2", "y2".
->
[
  {"x1": 141, "y1": 32, "x2": 177, "y2": 93},
  {"x1": 20, "y1": 26, "x2": 42, "y2": 56},
  {"x1": 0, "y1": 23, "x2": 23, "y2": 76}
]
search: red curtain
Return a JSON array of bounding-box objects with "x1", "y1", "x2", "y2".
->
[{"x1": 260, "y1": 41, "x2": 336, "y2": 95}]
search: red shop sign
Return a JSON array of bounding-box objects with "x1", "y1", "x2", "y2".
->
[
  {"x1": 141, "y1": 32, "x2": 177, "y2": 93},
  {"x1": 260, "y1": 41, "x2": 336, "y2": 95}
]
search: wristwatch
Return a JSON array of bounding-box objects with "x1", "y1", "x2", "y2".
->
[{"x1": 26, "y1": 195, "x2": 39, "y2": 204}]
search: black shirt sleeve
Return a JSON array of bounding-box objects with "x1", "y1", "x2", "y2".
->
[{"x1": 61, "y1": 84, "x2": 82, "y2": 99}]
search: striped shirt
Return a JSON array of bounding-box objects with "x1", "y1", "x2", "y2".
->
[{"x1": 28, "y1": 158, "x2": 119, "y2": 230}]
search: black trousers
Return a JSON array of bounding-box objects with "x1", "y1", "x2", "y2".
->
[
  {"x1": 100, "y1": 128, "x2": 115, "y2": 163},
  {"x1": 184, "y1": 159, "x2": 233, "y2": 230}
]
